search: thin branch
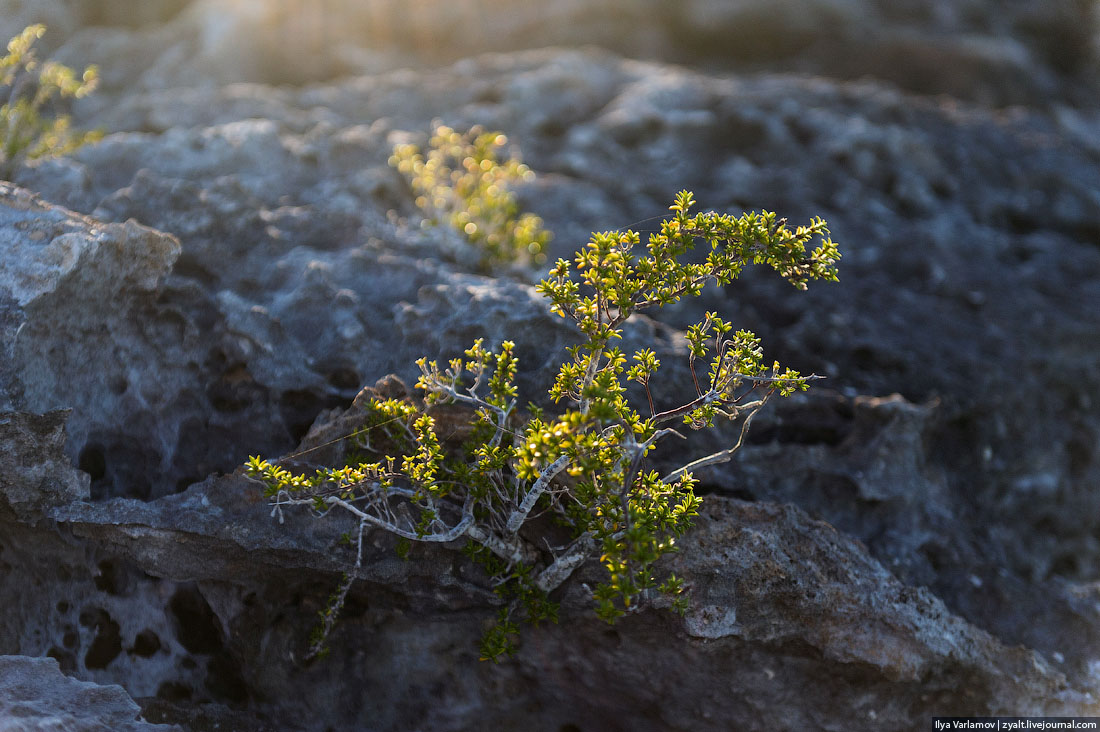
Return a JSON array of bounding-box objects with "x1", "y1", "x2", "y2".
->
[
  {"x1": 535, "y1": 532, "x2": 595, "y2": 593},
  {"x1": 467, "y1": 524, "x2": 537, "y2": 565},
  {"x1": 617, "y1": 427, "x2": 684, "y2": 541},
  {"x1": 652, "y1": 390, "x2": 720, "y2": 425},
  {"x1": 423, "y1": 375, "x2": 505, "y2": 419},
  {"x1": 652, "y1": 373, "x2": 820, "y2": 426},
  {"x1": 689, "y1": 354, "x2": 702, "y2": 397},
  {"x1": 661, "y1": 396, "x2": 771, "y2": 484},
  {"x1": 277, "y1": 494, "x2": 475, "y2": 544},
  {"x1": 578, "y1": 349, "x2": 604, "y2": 415},
  {"x1": 506, "y1": 454, "x2": 570, "y2": 533},
  {"x1": 305, "y1": 517, "x2": 367, "y2": 660}
]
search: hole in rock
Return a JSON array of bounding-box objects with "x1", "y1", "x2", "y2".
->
[
  {"x1": 1048, "y1": 553, "x2": 1080, "y2": 579},
  {"x1": 156, "y1": 681, "x2": 193, "y2": 702},
  {"x1": 94, "y1": 560, "x2": 123, "y2": 595},
  {"x1": 340, "y1": 593, "x2": 369, "y2": 620},
  {"x1": 169, "y1": 586, "x2": 224, "y2": 656},
  {"x1": 169, "y1": 586, "x2": 251, "y2": 704},
  {"x1": 474, "y1": 86, "x2": 502, "y2": 104},
  {"x1": 82, "y1": 608, "x2": 122, "y2": 670},
  {"x1": 205, "y1": 654, "x2": 248, "y2": 703},
  {"x1": 175, "y1": 476, "x2": 202, "y2": 493},
  {"x1": 921, "y1": 542, "x2": 950, "y2": 573},
  {"x1": 850, "y1": 345, "x2": 899, "y2": 374},
  {"x1": 1066, "y1": 433, "x2": 1092, "y2": 479},
  {"x1": 280, "y1": 388, "x2": 344, "y2": 443},
  {"x1": 171, "y1": 418, "x2": 250, "y2": 495},
  {"x1": 536, "y1": 119, "x2": 566, "y2": 138},
  {"x1": 930, "y1": 178, "x2": 954, "y2": 199},
  {"x1": 326, "y1": 366, "x2": 361, "y2": 392},
  {"x1": 1033, "y1": 516, "x2": 1060, "y2": 535},
  {"x1": 1004, "y1": 209, "x2": 1041, "y2": 236},
  {"x1": 62, "y1": 629, "x2": 78, "y2": 649},
  {"x1": 80, "y1": 434, "x2": 161, "y2": 500},
  {"x1": 131, "y1": 629, "x2": 162, "y2": 657},
  {"x1": 560, "y1": 724, "x2": 583, "y2": 732},
  {"x1": 207, "y1": 364, "x2": 264, "y2": 413},
  {"x1": 722, "y1": 117, "x2": 768, "y2": 149},
  {"x1": 610, "y1": 117, "x2": 664, "y2": 149},
  {"x1": 78, "y1": 444, "x2": 106, "y2": 482},
  {"x1": 47, "y1": 647, "x2": 76, "y2": 672}
]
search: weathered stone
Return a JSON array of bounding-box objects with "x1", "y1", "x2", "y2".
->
[
  {"x1": 44, "y1": 478, "x2": 1096, "y2": 729},
  {"x1": 0, "y1": 409, "x2": 89, "y2": 521},
  {"x1": 0, "y1": 7, "x2": 1097, "y2": 729},
  {"x1": 0, "y1": 655, "x2": 178, "y2": 731}
]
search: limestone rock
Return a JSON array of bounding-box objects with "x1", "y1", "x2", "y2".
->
[
  {"x1": 45, "y1": 478, "x2": 1095, "y2": 729},
  {"x1": 0, "y1": 409, "x2": 89, "y2": 521},
  {"x1": 0, "y1": 8, "x2": 1096, "y2": 729},
  {"x1": 0, "y1": 655, "x2": 178, "y2": 732}
]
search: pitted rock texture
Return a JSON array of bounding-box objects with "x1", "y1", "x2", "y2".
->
[
  {"x1": 13, "y1": 48, "x2": 1099, "y2": 597},
  {"x1": 0, "y1": 409, "x2": 88, "y2": 522},
  {"x1": 0, "y1": 184, "x2": 293, "y2": 500},
  {"x1": 0, "y1": 655, "x2": 178, "y2": 731},
  {"x1": 46, "y1": 473, "x2": 1095, "y2": 730},
  {"x1": 0, "y1": 7, "x2": 1096, "y2": 731}
]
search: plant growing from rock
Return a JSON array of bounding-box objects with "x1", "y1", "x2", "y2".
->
[
  {"x1": 389, "y1": 124, "x2": 551, "y2": 270},
  {"x1": 246, "y1": 190, "x2": 839, "y2": 660},
  {"x1": 0, "y1": 24, "x2": 101, "y2": 180}
]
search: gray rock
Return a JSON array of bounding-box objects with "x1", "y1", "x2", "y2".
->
[
  {"x1": 0, "y1": 655, "x2": 178, "y2": 731},
  {"x1": 43, "y1": 476, "x2": 1095, "y2": 729},
  {"x1": 0, "y1": 409, "x2": 89, "y2": 521},
  {"x1": 0, "y1": 185, "x2": 182, "y2": 496},
  {"x1": 0, "y1": 183, "x2": 340, "y2": 499},
  {"x1": 25, "y1": 49, "x2": 1098, "y2": 537},
  {"x1": 0, "y1": 11, "x2": 1096, "y2": 729},
  {"x1": 0, "y1": 515, "x2": 244, "y2": 712}
]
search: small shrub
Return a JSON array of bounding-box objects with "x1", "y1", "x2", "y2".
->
[
  {"x1": 389, "y1": 124, "x2": 551, "y2": 270},
  {"x1": 246, "y1": 190, "x2": 840, "y2": 660},
  {"x1": 0, "y1": 24, "x2": 100, "y2": 180}
]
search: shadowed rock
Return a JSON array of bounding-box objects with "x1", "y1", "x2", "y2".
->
[
  {"x1": 0, "y1": 655, "x2": 178, "y2": 731},
  {"x1": 0, "y1": 12, "x2": 1096, "y2": 730}
]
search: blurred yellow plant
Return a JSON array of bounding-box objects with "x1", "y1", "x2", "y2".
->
[
  {"x1": 390, "y1": 124, "x2": 550, "y2": 270},
  {"x1": 1, "y1": 24, "x2": 101, "y2": 179}
]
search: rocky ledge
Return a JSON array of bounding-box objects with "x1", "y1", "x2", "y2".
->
[{"x1": 1, "y1": 2, "x2": 1099, "y2": 729}]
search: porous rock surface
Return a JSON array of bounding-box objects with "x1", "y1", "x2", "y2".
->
[
  {"x1": 0, "y1": 3, "x2": 1099, "y2": 730},
  {"x1": 0, "y1": 656, "x2": 177, "y2": 731},
  {"x1": 0, "y1": 182, "x2": 292, "y2": 500}
]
